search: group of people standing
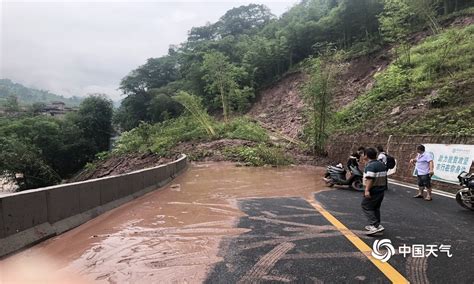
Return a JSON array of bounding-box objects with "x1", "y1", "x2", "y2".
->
[{"x1": 355, "y1": 144, "x2": 434, "y2": 235}]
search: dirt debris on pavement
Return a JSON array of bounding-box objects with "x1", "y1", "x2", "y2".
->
[{"x1": 2, "y1": 163, "x2": 327, "y2": 283}]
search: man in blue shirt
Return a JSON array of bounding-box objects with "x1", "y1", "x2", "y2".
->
[
  {"x1": 362, "y1": 147, "x2": 387, "y2": 235},
  {"x1": 410, "y1": 144, "x2": 434, "y2": 201}
]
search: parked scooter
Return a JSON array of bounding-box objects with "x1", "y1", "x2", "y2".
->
[
  {"x1": 323, "y1": 163, "x2": 364, "y2": 191},
  {"x1": 456, "y1": 171, "x2": 474, "y2": 211}
]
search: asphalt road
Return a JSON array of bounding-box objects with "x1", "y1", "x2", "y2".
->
[
  {"x1": 206, "y1": 183, "x2": 474, "y2": 283},
  {"x1": 3, "y1": 164, "x2": 472, "y2": 283}
]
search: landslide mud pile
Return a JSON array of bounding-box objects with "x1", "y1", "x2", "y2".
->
[{"x1": 70, "y1": 152, "x2": 173, "y2": 182}]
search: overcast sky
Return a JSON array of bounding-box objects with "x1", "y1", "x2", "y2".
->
[{"x1": 0, "y1": 0, "x2": 299, "y2": 101}]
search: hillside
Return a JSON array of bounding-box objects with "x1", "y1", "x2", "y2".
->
[
  {"x1": 65, "y1": 3, "x2": 474, "y2": 183},
  {"x1": 0, "y1": 79, "x2": 83, "y2": 107},
  {"x1": 250, "y1": 14, "x2": 474, "y2": 141},
  {"x1": 334, "y1": 17, "x2": 474, "y2": 136},
  {"x1": 75, "y1": 14, "x2": 474, "y2": 181}
]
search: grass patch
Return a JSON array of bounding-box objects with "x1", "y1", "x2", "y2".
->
[
  {"x1": 333, "y1": 24, "x2": 474, "y2": 135},
  {"x1": 223, "y1": 144, "x2": 293, "y2": 166},
  {"x1": 388, "y1": 103, "x2": 474, "y2": 136},
  {"x1": 113, "y1": 115, "x2": 269, "y2": 157},
  {"x1": 219, "y1": 117, "x2": 269, "y2": 142}
]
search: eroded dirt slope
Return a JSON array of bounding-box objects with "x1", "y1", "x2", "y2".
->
[{"x1": 248, "y1": 72, "x2": 308, "y2": 140}]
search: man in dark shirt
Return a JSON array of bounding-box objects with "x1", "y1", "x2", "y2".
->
[{"x1": 362, "y1": 147, "x2": 388, "y2": 235}]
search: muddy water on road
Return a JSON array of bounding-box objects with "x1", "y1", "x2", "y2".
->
[{"x1": 1, "y1": 162, "x2": 326, "y2": 283}]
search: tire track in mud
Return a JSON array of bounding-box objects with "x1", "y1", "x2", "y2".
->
[
  {"x1": 70, "y1": 220, "x2": 250, "y2": 283},
  {"x1": 237, "y1": 242, "x2": 296, "y2": 283},
  {"x1": 406, "y1": 256, "x2": 429, "y2": 284},
  {"x1": 281, "y1": 251, "x2": 367, "y2": 260},
  {"x1": 238, "y1": 232, "x2": 342, "y2": 251},
  {"x1": 206, "y1": 197, "x2": 387, "y2": 283},
  {"x1": 261, "y1": 274, "x2": 296, "y2": 282},
  {"x1": 249, "y1": 216, "x2": 334, "y2": 228}
]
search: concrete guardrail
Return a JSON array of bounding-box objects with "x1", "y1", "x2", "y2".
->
[{"x1": 0, "y1": 154, "x2": 188, "y2": 257}]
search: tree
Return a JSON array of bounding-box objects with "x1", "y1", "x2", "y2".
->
[
  {"x1": 148, "y1": 91, "x2": 183, "y2": 122},
  {"x1": 114, "y1": 91, "x2": 152, "y2": 131},
  {"x1": 4, "y1": 95, "x2": 20, "y2": 113},
  {"x1": 55, "y1": 118, "x2": 99, "y2": 176},
  {"x1": 303, "y1": 50, "x2": 347, "y2": 154},
  {"x1": 0, "y1": 96, "x2": 115, "y2": 191},
  {"x1": 120, "y1": 56, "x2": 179, "y2": 95},
  {"x1": 217, "y1": 4, "x2": 274, "y2": 37},
  {"x1": 0, "y1": 136, "x2": 61, "y2": 190},
  {"x1": 188, "y1": 22, "x2": 218, "y2": 42},
  {"x1": 29, "y1": 102, "x2": 46, "y2": 115},
  {"x1": 75, "y1": 94, "x2": 114, "y2": 152},
  {"x1": 378, "y1": 0, "x2": 416, "y2": 65},
  {"x1": 201, "y1": 51, "x2": 246, "y2": 122},
  {"x1": 409, "y1": 0, "x2": 441, "y2": 35},
  {"x1": 203, "y1": 52, "x2": 230, "y2": 122}
]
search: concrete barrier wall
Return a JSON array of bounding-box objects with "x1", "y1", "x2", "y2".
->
[{"x1": 0, "y1": 154, "x2": 188, "y2": 257}]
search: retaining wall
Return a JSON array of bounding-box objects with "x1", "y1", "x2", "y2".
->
[
  {"x1": 0, "y1": 154, "x2": 188, "y2": 257},
  {"x1": 327, "y1": 135, "x2": 474, "y2": 192}
]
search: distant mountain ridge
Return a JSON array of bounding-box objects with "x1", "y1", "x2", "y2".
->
[{"x1": 0, "y1": 79, "x2": 83, "y2": 107}]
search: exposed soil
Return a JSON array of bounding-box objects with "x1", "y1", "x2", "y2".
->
[
  {"x1": 248, "y1": 71, "x2": 307, "y2": 140},
  {"x1": 70, "y1": 152, "x2": 174, "y2": 182},
  {"x1": 333, "y1": 51, "x2": 392, "y2": 109},
  {"x1": 447, "y1": 14, "x2": 474, "y2": 27},
  {"x1": 408, "y1": 14, "x2": 474, "y2": 45},
  {"x1": 171, "y1": 138, "x2": 327, "y2": 166}
]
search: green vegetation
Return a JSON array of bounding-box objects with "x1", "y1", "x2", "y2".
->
[
  {"x1": 302, "y1": 50, "x2": 347, "y2": 154},
  {"x1": 113, "y1": 0, "x2": 472, "y2": 146},
  {"x1": 334, "y1": 24, "x2": 474, "y2": 135},
  {"x1": 201, "y1": 51, "x2": 253, "y2": 122},
  {"x1": 114, "y1": 117, "x2": 210, "y2": 156},
  {"x1": 0, "y1": 95, "x2": 113, "y2": 190},
  {"x1": 0, "y1": 79, "x2": 83, "y2": 107},
  {"x1": 3, "y1": 0, "x2": 473, "y2": 189},
  {"x1": 113, "y1": 0, "x2": 399, "y2": 131},
  {"x1": 110, "y1": 0, "x2": 472, "y2": 167},
  {"x1": 114, "y1": 89, "x2": 269, "y2": 158},
  {"x1": 224, "y1": 144, "x2": 293, "y2": 166},
  {"x1": 113, "y1": 115, "x2": 269, "y2": 157},
  {"x1": 112, "y1": 94, "x2": 286, "y2": 166},
  {"x1": 173, "y1": 91, "x2": 216, "y2": 136},
  {"x1": 221, "y1": 117, "x2": 269, "y2": 142}
]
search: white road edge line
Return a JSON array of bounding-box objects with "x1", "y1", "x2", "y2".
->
[{"x1": 388, "y1": 179, "x2": 456, "y2": 199}]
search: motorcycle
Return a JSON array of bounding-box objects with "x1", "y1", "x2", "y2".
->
[
  {"x1": 456, "y1": 171, "x2": 474, "y2": 211},
  {"x1": 323, "y1": 164, "x2": 364, "y2": 191}
]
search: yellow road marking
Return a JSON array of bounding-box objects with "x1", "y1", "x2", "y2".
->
[{"x1": 307, "y1": 198, "x2": 409, "y2": 284}]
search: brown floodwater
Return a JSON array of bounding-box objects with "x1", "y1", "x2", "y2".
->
[{"x1": 0, "y1": 162, "x2": 326, "y2": 283}]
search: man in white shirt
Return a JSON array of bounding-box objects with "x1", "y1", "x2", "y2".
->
[
  {"x1": 376, "y1": 145, "x2": 387, "y2": 165},
  {"x1": 410, "y1": 144, "x2": 434, "y2": 201}
]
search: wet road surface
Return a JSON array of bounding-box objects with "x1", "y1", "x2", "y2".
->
[
  {"x1": 1, "y1": 162, "x2": 473, "y2": 283},
  {"x1": 314, "y1": 183, "x2": 474, "y2": 283}
]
